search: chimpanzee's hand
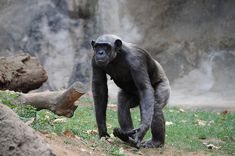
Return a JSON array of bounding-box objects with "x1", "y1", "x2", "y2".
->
[
  {"x1": 128, "y1": 134, "x2": 141, "y2": 148},
  {"x1": 125, "y1": 128, "x2": 141, "y2": 136},
  {"x1": 126, "y1": 128, "x2": 142, "y2": 148},
  {"x1": 113, "y1": 127, "x2": 141, "y2": 148}
]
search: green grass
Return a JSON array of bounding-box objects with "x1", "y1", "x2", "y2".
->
[
  {"x1": 164, "y1": 108, "x2": 235, "y2": 155},
  {"x1": 0, "y1": 91, "x2": 235, "y2": 155},
  {"x1": 0, "y1": 91, "x2": 20, "y2": 108}
]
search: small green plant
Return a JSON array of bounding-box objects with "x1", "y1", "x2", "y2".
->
[
  {"x1": 15, "y1": 105, "x2": 37, "y2": 122},
  {"x1": 32, "y1": 110, "x2": 58, "y2": 133},
  {"x1": 0, "y1": 91, "x2": 37, "y2": 122},
  {"x1": 0, "y1": 91, "x2": 20, "y2": 108}
]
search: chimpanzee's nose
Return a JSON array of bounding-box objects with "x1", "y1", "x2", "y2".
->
[{"x1": 98, "y1": 50, "x2": 104, "y2": 55}]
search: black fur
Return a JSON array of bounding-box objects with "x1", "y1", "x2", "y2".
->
[{"x1": 91, "y1": 34, "x2": 170, "y2": 148}]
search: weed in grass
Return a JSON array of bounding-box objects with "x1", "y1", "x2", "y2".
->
[
  {"x1": 32, "y1": 110, "x2": 58, "y2": 133},
  {"x1": 0, "y1": 91, "x2": 37, "y2": 122},
  {"x1": 15, "y1": 105, "x2": 37, "y2": 122},
  {"x1": 0, "y1": 91, "x2": 20, "y2": 108}
]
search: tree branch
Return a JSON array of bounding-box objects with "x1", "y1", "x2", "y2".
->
[{"x1": 13, "y1": 81, "x2": 89, "y2": 117}]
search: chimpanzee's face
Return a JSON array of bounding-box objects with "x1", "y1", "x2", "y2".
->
[
  {"x1": 92, "y1": 43, "x2": 115, "y2": 66},
  {"x1": 91, "y1": 38, "x2": 122, "y2": 66}
]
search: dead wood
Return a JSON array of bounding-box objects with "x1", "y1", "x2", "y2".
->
[{"x1": 13, "y1": 81, "x2": 89, "y2": 117}]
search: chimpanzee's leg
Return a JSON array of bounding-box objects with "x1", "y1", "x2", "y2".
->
[
  {"x1": 142, "y1": 81, "x2": 170, "y2": 148},
  {"x1": 113, "y1": 90, "x2": 139, "y2": 142}
]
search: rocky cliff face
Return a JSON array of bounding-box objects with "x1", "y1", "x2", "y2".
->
[
  {"x1": 0, "y1": 0, "x2": 234, "y2": 106},
  {"x1": 0, "y1": 0, "x2": 96, "y2": 90},
  {"x1": 120, "y1": 0, "x2": 235, "y2": 106}
]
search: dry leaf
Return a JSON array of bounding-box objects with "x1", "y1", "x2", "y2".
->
[
  {"x1": 180, "y1": 120, "x2": 187, "y2": 123},
  {"x1": 166, "y1": 121, "x2": 173, "y2": 126},
  {"x1": 136, "y1": 151, "x2": 143, "y2": 155},
  {"x1": 107, "y1": 138, "x2": 114, "y2": 144},
  {"x1": 108, "y1": 104, "x2": 117, "y2": 109},
  {"x1": 203, "y1": 143, "x2": 221, "y2": 150},
  {"x1": 45, "y1": 115, "x2": 50, "y2": 119},
  {"x1": 179, "y1": 108, "x2": 185, "y2": 112},
  {"x1": 53, "y1": 118, "x2": 67, "y2": 123},
  {"x1": 25, "y1": 117, "x2": 35, "y2": 125},
  {"x1": 107, "y1": 123, "x2": 113, "y2": 129},
  {"x1": 44, "y1": 134, "x2": 52, "y2": 138},
  {"x1": 75, "y1": 135, "x2": 81, "y2": 140},
  {"x1": 208, "y1": 120, "x2": 214, "y2": 125},
  {"x1": 196, "y1": 119, "x2": 206, "y2": 126},
  {"x1": 220, "y1": 110, "x2": 230, "y2": 115},
  {"x1": 100, "y1": 137, "x2": 106, "y2": 141},
  {"x1": 118, "y1": 147, "x2": 124, "y2": 155},
  {"x1": 63, "y1": 130, "x2": 75, "y2": 138},
  {"x1": 80, "y1": 148, "x2": 87, "y2": 152},
  {"x1": 85, "y1": 129, "x2": 98, "y2": 135}
]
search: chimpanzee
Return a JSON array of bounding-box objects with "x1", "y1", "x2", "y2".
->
[{"x1": 91, "y1": 34, "x2": 170, "y2": 148}]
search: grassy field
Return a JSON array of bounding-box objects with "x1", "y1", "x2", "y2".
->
[{"x1": 1, "y1": 92, "x2": 235, "y2": 155}]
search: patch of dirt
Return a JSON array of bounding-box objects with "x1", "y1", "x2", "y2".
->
[
  {"x1": 39, "y1": 133, "x2": 105, "y2": 156},
  {"x1": 106, "y1": 144, "x2": 209, "y2": 156},
  {"x1": 39, "y1": 133, "x2": 209, "y2": 156}
]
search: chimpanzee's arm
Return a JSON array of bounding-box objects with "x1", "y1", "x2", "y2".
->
[
  {"x1": 129, "y1": 59, "x2": 155, "y2": 144},
  {"x1": 92, "y1": 64, "x2": 109, "y2": 138}
]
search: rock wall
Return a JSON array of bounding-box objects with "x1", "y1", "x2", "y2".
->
[
  {"x1": 0, "y1": 0, "x2": 234, "y2": 107},
  {"x1": 124, "y1": 0, "x2": 235, "y2": 106},
  {"x1": 96, "y1": 0, "x2": 235, "y2": 107},
  {"x1": 0, "y1": 0, "x2": 95, "y2": 90}
]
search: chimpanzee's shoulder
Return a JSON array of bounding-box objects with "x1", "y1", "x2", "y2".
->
[{"x1": 121, "y1": 43, "x2": 149, "y2": 70}]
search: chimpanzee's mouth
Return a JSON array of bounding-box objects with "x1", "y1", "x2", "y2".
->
[{"x1": 96, "y1": 60, "x2": 109, "y2": 66}]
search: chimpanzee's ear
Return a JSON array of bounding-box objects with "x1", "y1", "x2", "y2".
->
[
  {"x1": 114, "y1": 39, "x2": 122, "y2": 50},
  {"x1": 91, "y1": 40, "x2": 95, "y2": 48}
]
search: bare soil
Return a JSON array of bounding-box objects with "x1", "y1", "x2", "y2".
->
[
  {"x1": 40, "y1": 133, "x2": 209, "y2": 156},
  {"x1": 40, "y1": 133, "x2": 105, "y2": 156}
]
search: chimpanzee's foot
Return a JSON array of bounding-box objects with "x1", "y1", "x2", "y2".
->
[{"x1": 142, "y1": 140, "x2": 163, "y2": 148}]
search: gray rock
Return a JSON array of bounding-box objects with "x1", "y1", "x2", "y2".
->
[{"x1": 0, "y1": 104, "x2": 55, "y2": 156}]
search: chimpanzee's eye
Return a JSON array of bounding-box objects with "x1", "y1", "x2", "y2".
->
[
  {"x1": 94, "y1": 44, "x2": 100, "y2": 50},
  {"x1": 94, "y1": 44, "x2": 111, "y2": 52},
  {"x1": 105, "y1": 45, "x2": 111, "y2": 51}
]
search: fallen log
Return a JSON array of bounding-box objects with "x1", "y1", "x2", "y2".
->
[
  {"x1": 0, "y1": 103, "x2": 55, "y2": 156},
  {"x1": 13, "y1": 81, "x2": 89, "y2": 117},
  {"x1": 0, "y1": 54, "x2": 48, "y2": 93}
]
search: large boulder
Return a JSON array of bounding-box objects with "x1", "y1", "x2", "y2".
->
[
  {"x1": 0, "y1": 54, "x2": 48, "y2": 93},
  {"x1": 0, "y1": 103, "x2": 55, "y2": 156}
]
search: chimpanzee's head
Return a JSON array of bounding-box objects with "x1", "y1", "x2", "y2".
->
[{"x1": 91, "y1": 34, "x2": 122, "y2": 66}]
